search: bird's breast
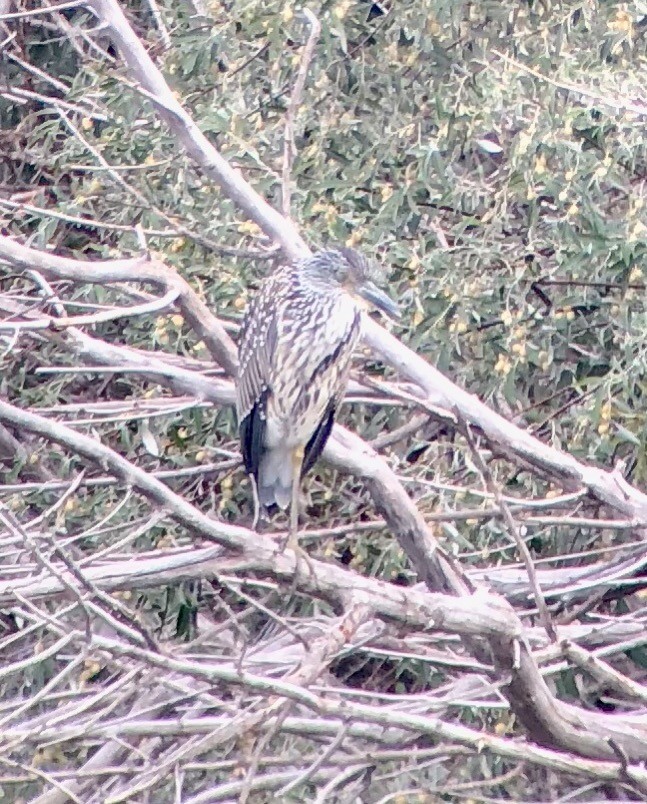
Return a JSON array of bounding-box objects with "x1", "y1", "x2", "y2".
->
[{"x1": 264, "y1": 293, "x2": 361, "y2": 446}]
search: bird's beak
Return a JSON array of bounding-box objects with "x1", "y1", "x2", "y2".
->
[{"x1": 357, "y1": 281, "x2": 400, "y2": 320}]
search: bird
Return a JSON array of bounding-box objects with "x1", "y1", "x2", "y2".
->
[{"x1": 236, "y1": 246, "x2": 399, "y2": 557}]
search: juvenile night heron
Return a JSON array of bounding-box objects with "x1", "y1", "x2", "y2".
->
[{"x1": 236, "y1": 247, "x2": 398, "y2": 554}]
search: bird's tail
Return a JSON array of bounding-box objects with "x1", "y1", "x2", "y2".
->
[{"x1": 258, "y1": 447, "x2": 293, "y2": 510}]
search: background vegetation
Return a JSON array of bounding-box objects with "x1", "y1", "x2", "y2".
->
[{"x1": 1, "y1": 0, "x2": 646, "y2": 801}]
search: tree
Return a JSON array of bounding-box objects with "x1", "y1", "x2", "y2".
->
[{"x1": 1, "y1": 0, "x2": 646, "y2": 800}]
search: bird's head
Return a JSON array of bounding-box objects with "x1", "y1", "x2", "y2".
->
[{"x1": 300, "y1": 247, "x2": 399, "y2": 320}]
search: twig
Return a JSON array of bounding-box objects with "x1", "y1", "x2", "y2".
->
[
  {"x1": 281, "y1": 9, "x2": 321, "y2": 217},
  {"x1": 142, "y1": 0, "x2": 171, "y2": 51},
  {"x1": 0, "y1": 86, "x2": 108, "y2": 120},
  {"x1": 85, "y1": 0, "x2": 309, "y2": 260},
  {"x1": 0, "y1": 1, "x2": 83, "y2": 19},
  {"x1": 491, "y1": 48, "x2": 647, "y2": 119},
  {"x1": 0, "y1": 287, "x2": 180, "y2": 331},
  {"x1": 37, "y1": 633, "x2": 647, "y2": 782},
  {"x1": 459, "y1": 418, "x2": 557, "y2": 643},
  {"x1": 278, "y1": 722, "x2": 348, "y2": 795},
  {"x1": 52, "y1": 544, "x2": 158, "y2": 651},
  {"x1": 370, "y1": 412, "x2": 430, "y2": 449},
  {"x1": 0, "y1": 234, "x2": 238, "y2": 375},
  {"x1": 0, "y1": 504, "x2": 94, "y2": 640},
  {"x1": 562, "y1": 640, "x2": 647, "y2": 704}
]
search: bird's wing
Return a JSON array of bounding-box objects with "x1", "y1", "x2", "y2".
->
[
  {"x1": 296, "y1": 308, "x2": 362, "y2": 474},
  {"x1": 236, "y1": 277, "x2": 279, "y2": 477},
  {"x1": 301, "y1": 397, "x2": 336, "y2": 476}
]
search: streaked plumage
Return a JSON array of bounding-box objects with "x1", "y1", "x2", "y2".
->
[{"x1": 236, "y1": 247, "x2": 398, "y2": 514}]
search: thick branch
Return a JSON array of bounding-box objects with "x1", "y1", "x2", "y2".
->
[
  {"x1": 85, "y1": 0, "x2": 309, "y2": 262},
  {"x1": 364, "y1": 318, "x2": 647, "y2": 525}
]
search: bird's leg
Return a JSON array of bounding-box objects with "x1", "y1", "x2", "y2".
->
[
  {"x1": 288, "y1": 445, "x2": 303, "y2": 550},
  {"x1": 250, "y1": 474, "x2": 261, "y2": 531},
  {"x1": 285, "y1": 445, "x2": 314, "y2": 579}
]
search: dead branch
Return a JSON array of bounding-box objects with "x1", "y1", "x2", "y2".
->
[
  {"x1": 281, "y1": 9, "x2": 321, "y2": 217},
  {"x1": 1, "y1": 398, "x2": 646, "y2": 765},
  {"x1": 0, "y1": 234, "x2": 238, "y2": 375},
  {"x1": 84, "y1": 0, "x2": 308, "y2": 261}
]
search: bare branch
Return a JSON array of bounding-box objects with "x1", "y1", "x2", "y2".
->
[
  {"x1": 0, "y1": 233, "x2": 238, "y2": 375},
  {"x1": 281, "y1": 9, "x2": 321, "y2": 217},
  {"x1": 0, "y1": 2, "x2": 83, "y2": 20},
  {"x1": 460, "y1": 418, "x2": 556, "y2": 642},
  {"x1": 0, "y1": 286, "x2": 179, "y2": 331},
  {"x1": 85, "y1": 0, "x2": 309, "y2": 261}
]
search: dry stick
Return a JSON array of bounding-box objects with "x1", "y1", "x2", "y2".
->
[
  {"x1": 277, "y1": 723, "x2": 349, "y2": 797},
  {"x1": 0, "y1": 197, "x2": 173, "y2": 235},
  {"x1": 2, "y1": 540, "x2": 644, "y2": 655},
  {"x1": 0, "y1": 1, "x2": 83, "y2": 19},
  {"x1": 31, "y1": 635, "x2": 647, "y2": 794},
  {"x1": 1, "y1": 197, "x2": 276, "y2": 257},
  {"x1": 460, "y1": 418, "x2": 557, "y2": 643},
  {"x1": 0, "y1": 286, "x2": 179, "y2": 331},
  {"x1": 491, "y1": 48, "x2": 647, "y2": 119},
  {"x1": 51, "y1": 543, "x2": 158, "y2": 651},
  {"x1": 369, "y1": 411, "x2": 430, "y2": 449},
  {"x1": 281, "y1": 9, "x2": 321, "y2": 218},
  {"x1": 1, "y1": 86, "x2": 107, "y2": 120},
  {"x1": 562, "y1": 641, "x2": 647, "y2": 705},
  {"x1": 4, "y1": 48, "x2": 71, "y2": 94},
  {"x1": 104, "y1": 605, "x2": 372, "y2": 803},
  {"x1": 0, "y1": 712, "x2": 459, "y2": 745},
  {"x1": 57, "y1": 109, "x2": 250, "y2": 258},
  {"x1": 182, "y1": 771, "x2": 334, "y2": 804},
  {"x1": 0, "y1": 504, "x2": 95, "y2": 642},
  {"x1": 362, "y1": 314, "x2": 647, "y2": 525},
  {"x1": 0, "y1": 234, "x2": 238, "y2": 375},
  {"x1": 477, "y1": 542, "x2": 647, "y2": 607},
  {"x1": 314, "y1": 766, "x2": 375, "y2": 804}
]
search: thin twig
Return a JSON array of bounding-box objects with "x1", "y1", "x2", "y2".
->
[
  {"x1": 142, "y1": 0, "x2": 171, "y2": 51},
  {"x1": 491, "y1": 48, "x2": 647, "y2": 119},
  {"x1": 459, "y1": 417, "x2": 557, "y2": 643},
  {"x1": 281, "y1": 9, "x2": 321, "y2": 217}
]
